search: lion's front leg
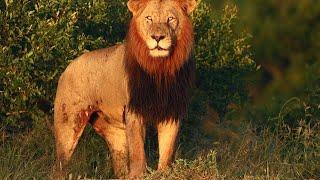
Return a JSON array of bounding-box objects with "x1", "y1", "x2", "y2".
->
[
  {"x1": 91, "y1": 115, "x2": 129, "y2": 178},
  {"x1": 125, "y1": 111, "x2": 147, "y2": 178},
  {"x1": 157, "y1": 119, "x2": 180, "y2": 170}
]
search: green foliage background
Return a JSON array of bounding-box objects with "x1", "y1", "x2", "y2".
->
[{"x1": 233, "y1": 0, "x2": 320, "y2": 130}]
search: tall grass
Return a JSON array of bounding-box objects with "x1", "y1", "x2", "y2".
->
[{"x1": 1, "y1": 107, "x2": 318, "y2": 179}]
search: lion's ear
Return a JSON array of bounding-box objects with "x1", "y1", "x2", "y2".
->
[
  {"x1": 178, "y1": 0, "x2": 198, "y2": 14},
  {"x1": 127, "y1": 0, "x2": 146, "y2": 15}
]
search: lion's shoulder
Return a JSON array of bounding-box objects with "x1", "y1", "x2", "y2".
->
[
  {"x1": 78, "y1": 44, "x2": 124, "y2": 62},
  {"x1": 62, "y1": 44, "x2": 125, "y2": 79}
]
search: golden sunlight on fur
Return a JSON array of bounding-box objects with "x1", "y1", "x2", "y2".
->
[{"x1": 53, "y1": 0, "x2": 197, "y2": 179}]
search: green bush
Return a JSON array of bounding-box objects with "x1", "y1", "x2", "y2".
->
[
  {"x1": 193, "y1": 4, "x2": 255, "y2": 115},
  {"x1": 0, "y1": 0, "x2": 254, "y2": 130}
]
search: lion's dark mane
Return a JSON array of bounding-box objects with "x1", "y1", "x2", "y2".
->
[{"x1": 124, "y1": 18, "x2": 195, "y2": 122}]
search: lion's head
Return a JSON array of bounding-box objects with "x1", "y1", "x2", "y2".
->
[{"x1": 126, "y1": 0, "x2": 197, "y2": 76}]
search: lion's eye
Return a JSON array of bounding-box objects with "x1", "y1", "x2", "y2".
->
[
  {"x1": 167, "y1": 16, "x2": 175, "y2": 23},
  {"x1": 146, "y1": 16, "x2": 152, "y2": 21}
]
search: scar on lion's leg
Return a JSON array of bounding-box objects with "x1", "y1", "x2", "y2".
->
[
  {"x1": 61, "y1": 103, "x2": 68, "y2": 123},
  {"x1": 54, "y1": 108, "x2": 92, "y2": 178}
]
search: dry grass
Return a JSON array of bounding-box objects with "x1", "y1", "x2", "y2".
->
[{"x1": 1, "y1": 116, "x2": 319, "y2": 179}]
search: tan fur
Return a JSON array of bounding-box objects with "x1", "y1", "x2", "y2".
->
[{"x1": 53, "y1": 0, "x2": 197, "y2": 178}]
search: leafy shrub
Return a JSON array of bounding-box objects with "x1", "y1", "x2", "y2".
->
[
  {"x1": 193, "y1": 4, "x2": 255, "y2": 115},
  {"x1": 0, "y1": 0, "x2": 254, "y2": 130}
]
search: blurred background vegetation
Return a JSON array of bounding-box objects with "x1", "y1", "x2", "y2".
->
[{"x1": 0, "y1": 0, "x2": 319, "y2": 179}]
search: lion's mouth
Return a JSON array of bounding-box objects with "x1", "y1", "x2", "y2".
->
[
  {"x1": 151, "y1": 45, "x2": 169, "y2": 51},
  {"x1": 149, "y1": 46, "x2": 170, "y2": 57}
]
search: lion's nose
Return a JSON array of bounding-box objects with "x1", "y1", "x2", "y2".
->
[{"x1": 151, "y1": 35, "x2": 165, "y2": 42}]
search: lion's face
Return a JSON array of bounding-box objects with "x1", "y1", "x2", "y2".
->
[
  {"x1": 136, "y1": 1, "x2": 180, "y2": 58},
  {"x1": 128, "y1": 0, "x2": 197, "y2": 58}
]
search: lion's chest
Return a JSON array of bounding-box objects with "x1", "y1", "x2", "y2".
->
[{"x1": 125, "y1": 59, "x2": 194, "y2": 122}]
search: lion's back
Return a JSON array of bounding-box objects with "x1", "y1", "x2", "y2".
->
[{"x1": 55, "y1": 44, "x2": 127, "y2": 105}]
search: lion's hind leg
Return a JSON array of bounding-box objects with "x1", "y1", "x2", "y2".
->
[{"x1": 53, "y1": 101, "x2": 93, "y2": 177}]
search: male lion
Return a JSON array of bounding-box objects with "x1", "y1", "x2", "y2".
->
[{"x1": 54, "y1": 0, "x2": 197, "y2": 178}]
